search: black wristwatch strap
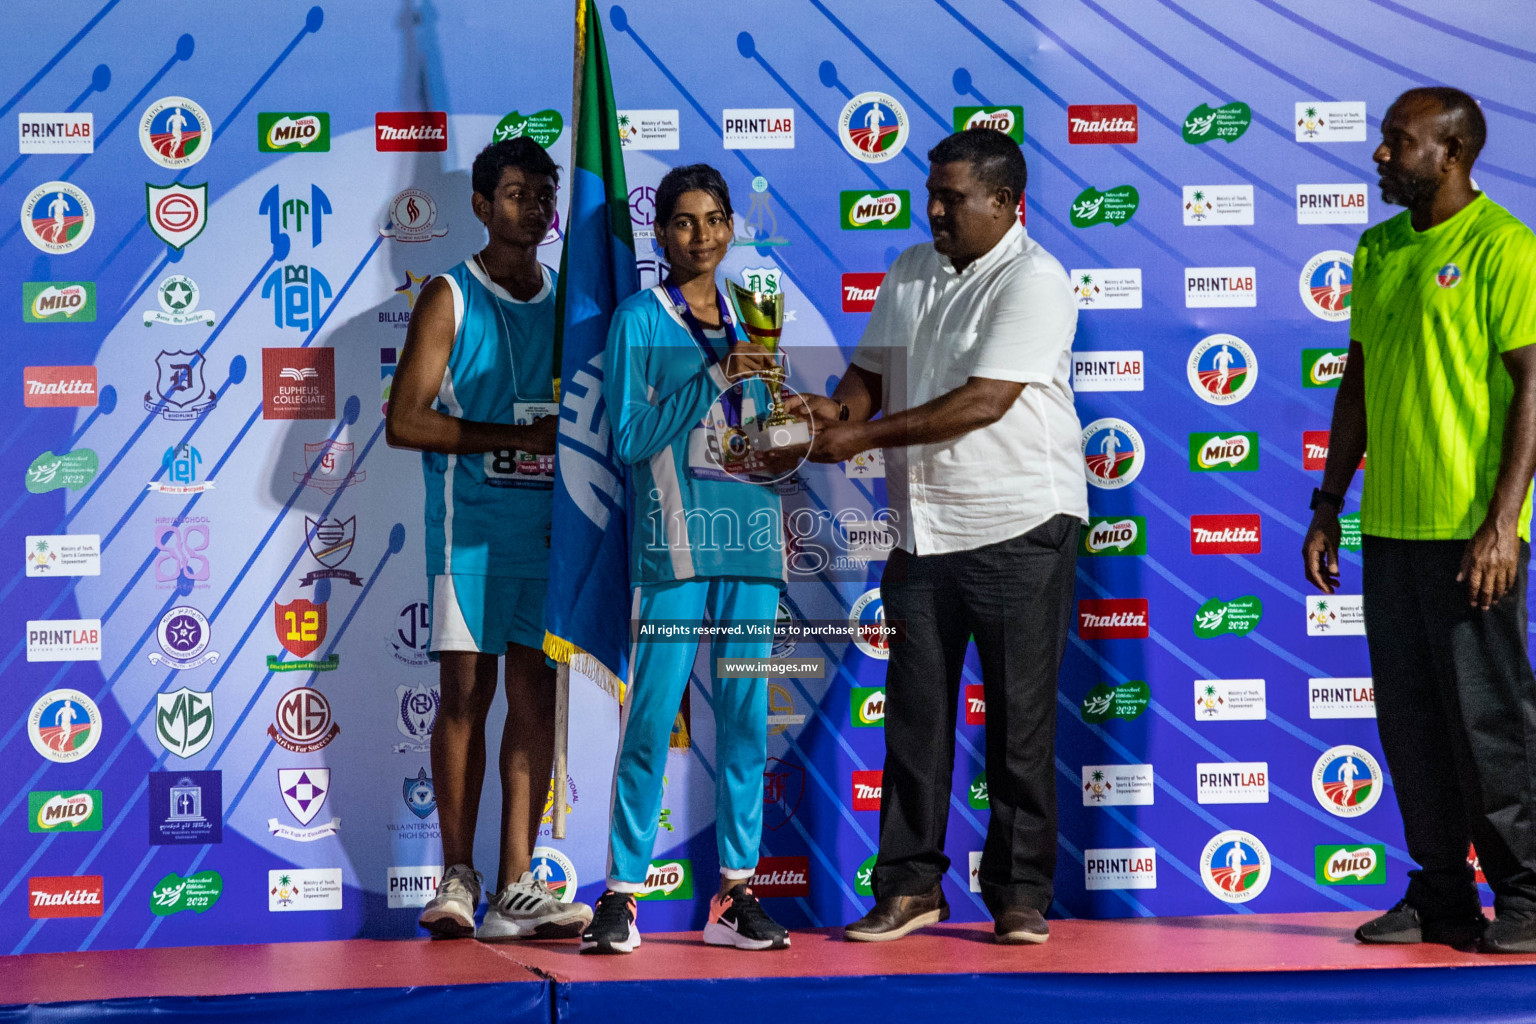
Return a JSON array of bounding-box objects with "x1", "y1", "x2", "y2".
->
[
  {"x1": 838, "y1": 403, "x2": 850, "y2": 421},
  {"x1": 1310, "y1": 487, "x2": 1345, "y2": 513}
]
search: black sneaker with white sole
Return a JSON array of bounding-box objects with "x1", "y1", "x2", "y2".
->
[
  {"x1": 579, "y1": 890, "x2": 640, "y2": 954},
  {"x1": 703, "y1": 884, "x2": 790, "y2": 950}
]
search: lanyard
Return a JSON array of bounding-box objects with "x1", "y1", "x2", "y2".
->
[{"x1": 664, "y1": 282, "x2": 742, "y2": 428}]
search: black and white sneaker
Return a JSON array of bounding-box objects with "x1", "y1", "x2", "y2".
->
[
  {"x1": 579, "y1": 890, "x2": 640, "y2": 954},
  {"x1": 703, "y1": 884, "x2": 790, "y2": 950}
]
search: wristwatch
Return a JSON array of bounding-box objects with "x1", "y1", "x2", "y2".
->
[{"x1": 1310, "y1": 487, "x2": 1345, "y2": 513}]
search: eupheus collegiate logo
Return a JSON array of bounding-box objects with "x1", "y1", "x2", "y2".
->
[
  {"x1": 841, "y1": 272, "x2": 884, "y2": 312},
  {"x1": 1316, "y1": 844, "x2": 1386, "y2": 885},
  {"x1": 841, "y1": 92, "x2": 908, "y2": 162},
  {"x1": 1081, "y1": 417, "x2": 1145, "y2": 488},
  {"x1": 21, "y1": 181, "x2": 94, "y2": 253},
  {"x1": 144, "y1": 275, "x2": 215, "y2": 326},
  {"x1": 1067, "y1": 104, "x2": 1137, "y2": 144},
  {"x1": 149, "y1": 606, "x2": 219, "y2": 670},
  {"x1": 1072, "y1": 349, "x2": 1143, "y2": 391},
  {"x1": 722, "y1": 108, "x2": 795, "y2": 149},
  {"x1": 1437, "y1": 263, "x2": 1462, "y2": 288},
  {"x1": 1183, "y1": 101, "x2": 1251, "y2": 144},
  {"x1": 1200, "y1": 830, "x2": 1270, "y2": 903},
  {"x1": 262, "y1": 348, "x2": 335, "y2": 420},
  {"x1": 1085, "y1": 848, "x2": 1157, "y2": 890},
  {"x1": 155, "y1": 687, "x2": 214, "y2": 758},
  {"x1": 638, "y1": 859, "x2": 694, "y2": 900},
  {"x1": 954, "y1": 104, "x2": 1024, "y2": 142},
  {"x1": 751, "y1": 856, "x2": 811, "y2": 898},
  {"x1": 1190, "y1": 432, "x2": 1259, "y2": 472},
  {"x1": 28, "y1": 690, "x2": 101, "y2": 762},
  {"x1": 1303, "y1": 348, "x2": 1348, "y2": 387},
  {"x1": 852, "y1": 769, "x2": 883, "y2": 810},
  {"x1": 24, "y1": 282, "x2": 95, "y2": 322},
  {"x1": 851, "y1": 686, "x2": 886, "y2": 726},
  {"x1": 259, "y1": 112, "x2": 330, "y2": 152},
  {"x1": 1081, "y1": 516, "x2": 1146, "y2": 556},
  {"x1": 1187, "y1": 334, "x2": 1256, "y2": 405},
  {"x1": 1078, "y1": 599, "x2": 1149, "y2": 639},
  {"x1": 1190, "y1": 514, "x2": 1261, "y2": 555},
  {"x1": 140, "y1": 96, "x2": 211, "y2": 168},
  {"x1": 1300, "y1": 250, "x2": 1353, "y2": 321},
  {"x1": 145, "y1": 182, "x2": 208, "y2": 251},
  {"x1": 1295, "y1": 101, "x2": 1367, "y2": 142},
  {"x1": 269, "y1": 687, "x2": 340, "y2": 753},
  {"x1": 29, "y1": 790, "x2": 103, "y2": 832},
  {"x1": 375, "y1": 111, "x2": 448, "y2": 151},
  {"x1": 1184, "y1": 266, "x2": 1256, "y2": 307},
  {"x1": 27, "y1": 618, "x2": 102, "y2": 662},
  {"x1": 1313, "y1": 745, "x2": 1382, "y2": 817},
  {"x1": 1296, "y1": 184, "x2": 1368, "y2": 224},
  {"x1": 840, "y1": 190, "x2": 910, "y2": 229},
  {"x1": 1070, "y1": 185, "x2": 1139, "y2": 227},
  {"x1": 380, "y1": 188, "x2": 448, "y2": 242},
  {"x1": 18, "y1": 112, "x2": 93, "y2": 153},
  {"x1": 24, "y1": 366, "x2": 97, "y2": 407},
  {"x1": 849, "y1": 587, "x2": 890, "y2": 660},
  {"x1": 1070, "y1": 268, "x2": 1142, "y2": 309},
  {"x1": 29, "y1": 876, "x2": 103, "y2": 919}
]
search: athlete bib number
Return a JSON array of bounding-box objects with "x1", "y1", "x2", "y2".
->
[{"x1": 484, "y1": 402, "x2": 556, "y2": 489}]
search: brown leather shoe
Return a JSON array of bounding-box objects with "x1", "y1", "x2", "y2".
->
[
  {"x1": 994, "y1": 905, "x2": 1049, "y2": 944},
  {"x1": 843, "y1": 884, "x2": 950, "y2": 942}
]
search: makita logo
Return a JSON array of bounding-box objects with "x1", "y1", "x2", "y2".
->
[
  {"x1": 29, "y1": 875, "x2": 103, "y2": 918},
  {"x1": 965, "y1": 683, "x2": 986, "y2": 725},
  {"x1": 852, "y1": 770, "x2": 883, "y2": 809},
  {"x1": 1067, "y1": 104, "x2": 1139, "y2": 144},
  {"x1": 375, "y1": 112, "x2": 448, "y2": 151},
  {"x1": 1190, "y1": 514, "x2": 1261, "y2": 554},
  {"x1": 750, "y1": 856, "x2": 811, "y2": 897},
  {"x1": 841, "y1": 273, "x2": 885, "y2": 312},
  {"x1": 1301, "y1": 430, "x2": 1363, "y2": 471},
  {"x1": 24, "y1": 366, "x2": 97, "y2": 408},
  {"x1": 1078, "y1": 599, "x2": 1150, "y2": 638}
]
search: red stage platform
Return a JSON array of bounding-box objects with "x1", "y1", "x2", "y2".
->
[{"x1": 6, "y1": 912, "x2": 1536, "y2": 1023}]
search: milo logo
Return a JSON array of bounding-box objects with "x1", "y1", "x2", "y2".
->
[
  {"x1": 258, "y1": 113, "x2": 330, "y2": 152},
  {"x1": 1316, "y1": 844, "x2": 1385, "y2": 885},
  {"x1": 953, "y1": 105, "x2": 1024, "y2": 143},
  {"x1": 1070, "y1": 185, "x2": 1139, "y2": 228},
  {"x1": 29, "y1": 790, "x2": 102, "y2": 832},
  {"x1": 637, "y1": 859, "x2": 693, "y2": 900},
  {"x1": 1182, "y1": 101, "x2": 1252, "y2": 144},
  {"x1": 851, "y1": 686, "x2": 886, "y2": 727},
  {"x1": 1081, "y1": 516, "x2": 1146, "y2": 556},
  {"x1": 1189, "y1": 432, "x2": 1259, "y2": 471},
  {"x1": 1080, "y1": 680, "x2": 1150, "y2": 723},
  {"x1": 840, "y1": 190, "x2": 910, "y2": 229},
  {"x1": 24, "y1": 282, "x2": 95, "y2": 322},
  {"x1": 1304, "y1": 348, "x2": 1348, "y2": 388}
]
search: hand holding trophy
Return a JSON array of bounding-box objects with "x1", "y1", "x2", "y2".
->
[{"x1": 725, "y1": 279, "x2": 812, "y2": 451}]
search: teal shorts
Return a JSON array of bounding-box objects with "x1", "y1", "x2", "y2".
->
[{"x1": 428, "y1": 574, "x2": 546, "y2": 657}]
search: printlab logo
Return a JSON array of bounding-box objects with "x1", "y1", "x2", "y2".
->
[
  {"x1": 616, "y1": 109, "x2": 681, "y2": 149},
  {"x1": 140, "y1": 96, "x2": 210, "y2": 168},
  {"x1": 18, "y1": 113, "x2": 93, "y2": 153},
  {"x1": 28, "y1": 690, "x2": 102, "y2": 763},
  {"x1": 146, "y1": 182, "x2": 208, "y2": 250},
  {"x1": 1081, "y1": 417, "x2": 1145, "y2": 489},
  {"x1": 1085, "y1": 849, "x2": 1157, "y2": 891},
  {"x1": 380, "y1": 188, "x2": 448, "y2": 242},
  {"x1": 1296, "y1": 184, "x2": 1368, "y2": 225},
  {"x1": 376, "y1": 110, "x2": 447, "y2": 151},
  {"x1": 1191, "y1": 515, "x2": 1261, "y2": 555},
  {"x1": 23, "y1": 282, "x2": 95, "y2": 322},
  {"x1": 1194, "y1": 678, "x2": 1266, "y2": 720},
  {"x1": 26, "y1": 619, "x2": 102, "y2": 662},
  {"x1": 1303, "y1": 348, "x2": 1348, "y2": 387},
  {"x1": 155, "y1": 687, "x2": 214, "y2": 758},
  {"x1": 260, "y1": 184, "x2": 333, "y2": 249},
  {"x1": 1185, "y1": 266, "x2": 1256, "y2": 308},
  {"x1": 1067, "y1": 104, "x2": 1136, "y2": 144},
  {"x1": 403, "y1": 767, "x2": 436, "y2": 819},
  {"x1": 1070, "y1": 185, "x2": 1138, "y2": 227},
  {"x1": 269, "y1": 687, "x2": 340, "y2": 753},
  {"x1": 840, "y1": 190, "x2": 910, "y2": 229},
  {"x1": 394, "y1": 682, "x2": 440, "y2": 753},
  {"x1": 262, "y1": 348, "x2": 336, "y2": 420},
  {"x1": 262, "y1": 265, "x2": 332, "y2": 331},
  {"x1": 271, "y1": 598, "x2": 338, "y2": 672},
  {"x1": 259, "y1": 112, "x2": 329, "y2": 151},
  {"x1": 390, "y1": 601, "x2": 432, "y2": 666},
  {"x1": 1312, "y1": 745, "x2": 1382, "y2": 817},
  {"x1": 1080, "y1": 680, "x2": 1150, "y2": 723},
  {"x1": 1183, "y1": 101, "x2": 1251, "y2": 144},
  {"x1": 21, "y1": 181, "x2": 94, "y2": 253},
  {"x1": 151, "y1": 443, "x2": 215, "y2": 494},
  {"x1": 1295, "y1": 101, "x2": 1367, "y2": 142},
  {"x1": 150, "y1": 870, "x2": 222, "y2": 916},
  {"x1": 149, "y1": 607, "x2": 219, "y2": 670},
  {"x1": 722, "y1": 108, "x2": 795, "y2": 149},
  {"x1": 23, "y1": 365, "x2": 96, "y2": 408},
  {"x1": 301, "y1": 517, "x2": 362, "y2": 587},
  {"x1": 387, "y1": 866, "x2": 443, "y2": 909},
  {"x1": 1309, "y1": 677, "x2": 1376, "y2": 719},
  {"x1": 954, "y1": 104, "x2": 1024, "y2": 142},
  {"x1": 849, "y1": 588, "x2": 889, "y2": 660},
  {"x1": 29, "y1": 876, "x2": 104, "y2": 919},
  {"x1": 153, "y1": 516, "x2": 210, "y2": 590},
  {"x1": 1201, "y1": 830, "x2": 1270, "y2": 902},
  {"x1": 1070, "y1": 269, "x2": 1142, "y2": 310},
  {"x1": 1187, "y1": 334, "x2": 1256, "y2": 405},
  {"x1": 272, "y1": 767, "x2": 340, "y2": 841},
  {"x1": 1300, "y1": 251, "x2": 1353, "y2": 321},
  {"x1": 149, "y1": 771, "x2": 222, "y2": 845},
  {"x1": 144, "y1": 350, "x2": 217, "y2": 420},
  {"x1": 1189, "y1": 432, "x2": 1259, "y2": 472},
  {"x1": 494, "y1": 108, "x2": 563, "y2": 146},
  {"x1": 28, "y1": 790, "x2": 103, "y2": 832},
  {"x1": 26, "y1": 448, "x2": 98, "y2": 493},
  {"x1": 1081, "y1": 516, "x2": 1146, "y2": 556},
  {"x1": 1073, "y1": 351, "x2": 1143, "y2": 393},
  {"x1": 293, "y1": 439, "x2": 365, "y2": 493},
  {"x1": 1196, "y1": 763, "x2": 1269, "y2": 804},
  {"x1": 144, "y1": 275, "x2": 215, "y2": 326},
  {"x1": 1192, "y1": 596, "x2": 1263, "y2": 638},
  {"x1": 840, "y1": 92, "x2": 908, "y2": 162}
]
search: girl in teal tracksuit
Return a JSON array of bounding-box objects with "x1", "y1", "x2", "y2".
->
[{"x1": 580, "y1": 164, "x2": 790, "y2": 954}]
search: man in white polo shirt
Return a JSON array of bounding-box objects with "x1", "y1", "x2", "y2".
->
[{"x1": 792, "y1": 128, "x2": 1086, "y2": 944}]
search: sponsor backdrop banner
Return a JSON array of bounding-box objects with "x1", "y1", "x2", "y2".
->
[{"x1": 2, "y1": 0, "x2": 1529, "y2": 953}]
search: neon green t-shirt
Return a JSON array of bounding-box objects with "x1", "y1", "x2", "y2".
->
[{"x1": 1355, "y1": 194, "x2": 1536, "y2": 541}]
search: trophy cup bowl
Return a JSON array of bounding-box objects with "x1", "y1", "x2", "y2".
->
[{"x1": 725, "y1": 280, "x2": 811, "y2": 451}]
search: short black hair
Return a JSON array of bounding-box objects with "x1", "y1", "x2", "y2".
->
[
  {"x1": 472, "y1": 137, "x2": 559, "y2": 200},
  {"x1": 654, "y1": 163, "x2": 734, "y2": 231},
  {"x1": 928, "y1": 128, "x2": 1028, "y2": 200},
  {"x1": 1396, "y1": 86, "x2": 1487, "y2": 164}
]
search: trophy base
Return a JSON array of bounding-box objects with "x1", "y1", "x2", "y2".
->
[{"x1": 750, "y1": 418, "x2": 811, "y2": 452}]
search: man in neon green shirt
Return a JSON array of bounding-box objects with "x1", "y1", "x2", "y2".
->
[{"x1": 1304, "y1": 87, "x2": 1536, "y2": 954}]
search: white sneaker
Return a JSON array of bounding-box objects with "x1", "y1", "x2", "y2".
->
[
  {"x1": 419, "y1": 864, "x2": 482, "y2": 938},
  {"x1": 477, "y1": 871, "x2": 594, "y2": 941}
]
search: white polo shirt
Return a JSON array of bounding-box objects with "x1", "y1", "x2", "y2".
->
[{"x1": 850, "y1": 221, "x2": 1088, "y2": 556}]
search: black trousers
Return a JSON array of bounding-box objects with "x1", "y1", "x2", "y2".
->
[
  {"x1": 1363, "y1": 536, "x2": 1536, "y2": 920},
  {"x1": 872, "y1": 514, "x2": 1079, "y2": 915}
]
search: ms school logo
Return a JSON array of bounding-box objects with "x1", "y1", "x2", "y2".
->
[
  {"x1": 1187, "y1": 334, "x2": 1256, "y2": 405},
  {"x1": 269, "y1": 687, "x2": 340, "y2": 753},
  {"x1": 840, "y1": 92, "x2": 908, "y2": 162},
  {"x1": 156, "y1": 688, "x2": 214, "y2": 758},
  {"x1": 1300, "y1": 251, "x2": 1353, "y2": 321},
  {"x1": 1081, "y1": 418, "x2": 1144, "y2": 489},
  {"x1": 1312, "y1": 745, "x2": 1382, "y2": 817},
  {"x1": 1201, "y1": 830, "x2": 1270, "y2": 902}
]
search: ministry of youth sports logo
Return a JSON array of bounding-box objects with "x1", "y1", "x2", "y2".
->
[
  {"x1": 1187, "y1": 334, "x2": 1256, "y2": 405},
  {"x1": 21, "y1": 182, "x2": 94, "y2": 254},
  {"x1": 1299, "y1": 250, "x2": 1353, "y2": 321},
  {"x1": 139, "y1": 96, "x2": 212, "y2": 169},
  {"x1": 1081, "y1": 418, "x2": 1145, "y2": 489},
  {"x1": 1312, "y1": 744, "x2": 1382, "y2": 817},
  {"x1": 1200, "y1": 829, "x2": 1270, "y2": 903},
  {"x1": 839, "y1": 92, "x2": 909, "y2": 163}
]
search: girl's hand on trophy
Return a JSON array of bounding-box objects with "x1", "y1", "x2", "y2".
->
[{"x1": 725, "y1": 341, "x2": 775, "y2": 379}]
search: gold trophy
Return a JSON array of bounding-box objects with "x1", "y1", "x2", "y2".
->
[{"x1": 725, "y1": 280, "x2": 811, "y2": 451}]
